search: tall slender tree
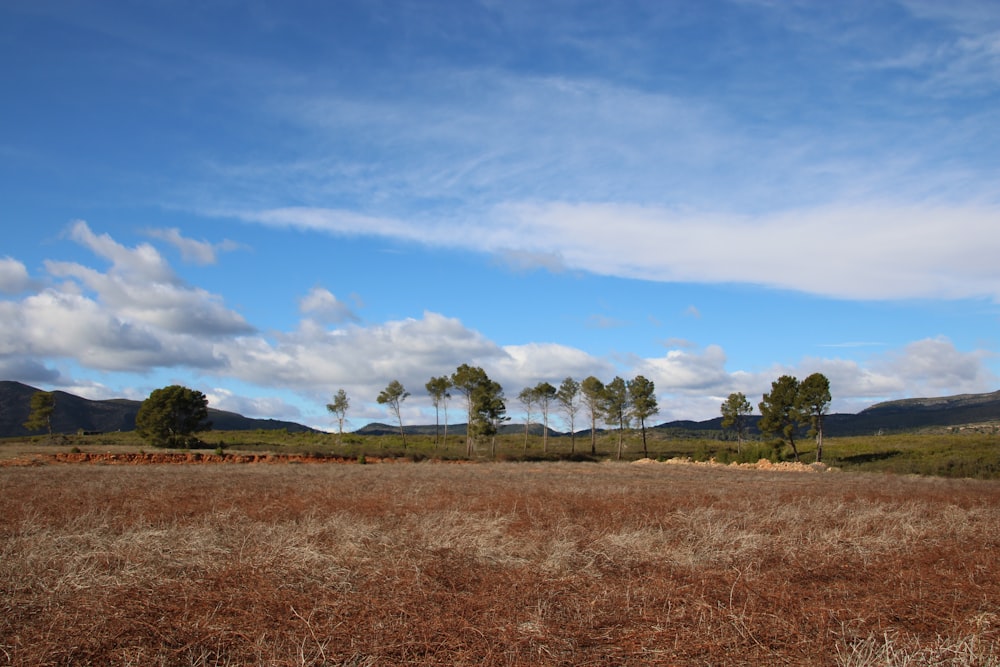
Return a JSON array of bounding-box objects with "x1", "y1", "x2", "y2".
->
[
  {"x1": 556, "y1": 377, "x2": 581, "y2": 454},
  {"x1": 532, "y1": 381, "x2": 557, "y2": 453},
  {"x1": 476, "y1": 379, "x2": 508, "y2": 458},
  {"x1": 796, "y1": 373, "x2": 831, "y2": 462},
  {"x1": 425, "y1": 376, "x2": 452, "y2": 448},
  {"x1": 627, "y1": 375, "x2": 658, "y2": 458},
  {"x1": 720, "y1": 392, "x2": 753, "y2": 454},
  {"x1": 580, "y1": 376, "x2": 605, "y2": 456},
  {"x1": 517, "y1": 386, "x2": 537, "y2": 453},
  {"x1": 377, "y1": 379, "x2": 410, "y2": 448},
  {"x1": 451, "y1": 364, "x2": 490, "y2": 457},
  {"x1": 603, "y1": 376, "x2": 630, "y2": 460},
  {"x1": 326, "y1": 389, "x2": 350, "y2": 437},
  {"x1": 758, "y1": 375, "x2": 802, "y2": 461}
]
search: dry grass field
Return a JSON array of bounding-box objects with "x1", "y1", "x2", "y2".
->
[{"x1": 2, "y1": 460, "x2": 999, "y2": 666}]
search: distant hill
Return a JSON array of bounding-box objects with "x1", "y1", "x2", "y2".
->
[
  {"x1": 361, "y1": 388, "x2": 999, "y2": 439},
  {"x1": 3, "y1": 380, "x2": 997, "y2": 440},
  {"x1": 0, "y1": 381, "x2": 317, "y2": 438}
]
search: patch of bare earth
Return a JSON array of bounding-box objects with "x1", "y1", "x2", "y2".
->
[{"x1": 1, "y1": 462, "x2": 998, "y2": 665}]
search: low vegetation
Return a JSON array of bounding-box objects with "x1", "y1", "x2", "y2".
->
[
  {"x1": 3, "y1": 428, "x2": 999, "y2": 478},
  {"x1": 2, "y1": 462, "x2": 999, "y2": 665}
]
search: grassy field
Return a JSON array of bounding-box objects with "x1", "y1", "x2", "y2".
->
[
  {"x1": 4, "y1": 428, "x2": 1000, "y2": 478},
  {"x1": 2, "y1": 461, "x2": 999, "y2": 665}
]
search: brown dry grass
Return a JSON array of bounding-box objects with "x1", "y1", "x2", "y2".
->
[{"x1": 2, "y1": 462, "x2": 999, "y2": 666}]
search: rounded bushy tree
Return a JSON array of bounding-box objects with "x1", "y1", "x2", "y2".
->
[{"x1": 136, "y1": 385, "x2": 211, "y2": 448}]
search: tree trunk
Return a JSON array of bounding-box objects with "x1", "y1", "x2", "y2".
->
[
  {"x1": 590, "y1": 415, "x2": 597, "y2": 455},
  {"x1": 616, "y1": 418, "x2": 624, "y2": 460},
  {"x1": 640, "y1": 418, "x2": 648, "y2": 458}
]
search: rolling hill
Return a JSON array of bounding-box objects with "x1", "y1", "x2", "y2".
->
[
  {"x1": 0, "y1": 381, "x2": 316, "y2": 438},
  {"x1": 2, "y1": 380, "x2": 997, "y2": 440}
]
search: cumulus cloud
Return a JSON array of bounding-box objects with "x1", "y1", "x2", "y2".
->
[
  {"x1": 298, "y1": 287, "x2": 359, "y2": 324},
  {"x1": 49, "y1": 221, "x2": 253, "y2": 337},
  {"x1": 68, "y1": 220, "x2": 176, "y2": 284},
  {"x1": 2, "y1": 225, "x2": 994, "y2": 428},
  {"x1": 0, "y1": 257, "x2": 31, "y2": 294},
  {"x1": 205, "y1": 387, "x2": 304, "y2": 422},
  {"x1": 875, "y1": 336, "x2": 996, "y2": 395}
]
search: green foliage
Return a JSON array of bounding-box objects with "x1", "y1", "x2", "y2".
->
[
  {"x1": 425, "y1": 375, "x2": 453, "y2": 446},
  {"x1": 135, "y1": 385, "x2": 211, "y2": 448},
  {"x1": 556, "y1": 377, "x2": 581, "y2": 451},
  {"x1": 377, "y1": 379, "x2": 410, "y2": 447},
  {"x1": 602, "y1": 376, "x2": 630, "y2": 460},
  {"x1": 758, "y1": 375, "x2": 802, "y2": 461},
  {"x1": 23, "y1": 391, "x2": 55, "y2": 434},
  {"x1": 738, "y1": 441, "x2": 778, "y2": 464},
  {"x1": 580, "y1": 376, "x2": 605, "y2": 455},
  {"x1": 720, "y1": 392, "x2": 752, "y2": 450},
  {"x1": 628, "y1": 375, "x2": 658, "y2": 457},
  {"x1": 326, "y1": 389, "x2": 350, "y2": 435}
]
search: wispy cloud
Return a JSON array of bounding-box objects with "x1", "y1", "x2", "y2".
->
[
  {"x1": 146, "y1": 227, "x2": 242, "y2": 265},
  {"x1": 233, "y1": 200, "x2": 1000, "y2": 302}
]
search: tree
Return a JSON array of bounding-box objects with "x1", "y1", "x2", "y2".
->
[
  {"x1": 425, "y1": 376, "x2": 452, "y2": 448},
  {"x1": 136, "y1": 385, "x2": 211, "y2": 448},
  {"x1": 532, "y1": 381, "x2": 557, "y2": 453},
  {"x1": 602, "y1": 376, "x2": 630, "y2": 460},
  {"x1": 451, "y1": 364, "x2": 490, "y2": 457},
  {"x1": 23, "y1": 391, "x2": 55, "y2": 436},
  {"x1": 758, "y1": 375, "x2": 802, "y2": 462},
  {"x1": 797, "y1": 373, "x2": 831, "y2": 463},
  {"x1": 326, "y1": 389, "x2": 350, "y2": 436},
  {"x1": 517, "y1": 386, "x2": 537, "y2": 453},
  {"x1": 556, "y1": 377, "x2": 581, "y2": 454},
  {"x1": 377, "y1": 379, "x2": 410, "y2": 448},
  {"x1": 580, "y1": 376, "x2": 605, "y2": 456},
  {"x1": 475, "y1": 379, "x2": 508, "y2": 458},
  {"x1": 720, "y1": 392, "x2": 753, "y2": 454},
  {"x1": 628, "y1": 375, "x2": 658, "y2": 458}
]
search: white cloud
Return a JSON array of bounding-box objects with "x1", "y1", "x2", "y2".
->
[
  {"x1": 68, "y1": 220, "x2": 176, "y2": 284},
  {"x1": 48, "y1": 221, "x2": 253, "y2": 337},
  {"x1": 498, "y1": 201, "x2": 1000, "y2": 301},
  {"x1": 234, "y1": 201, "x2": 1000, "y2": 302},
  {"x1": 146, "y1": 227, "x2": 241, "y2": 265},
  {"x1": 2, "y1": 226, "x2": 995, "y2": 428},
  {"x1": 298, "y1": 287, "x2": 358, "y2": 324},
  {"x1": 494, "y1": 343, "x2": 614, "y2": 392},
  {"x1": 0, "y1": 257, "x2": 31, "y2": 294},
  {"x1": 205, "y1": 387, "x2": 303, "y2": 422},
  {"x1": 874, "y1": 335, "x2": 996, "y2": 396}
]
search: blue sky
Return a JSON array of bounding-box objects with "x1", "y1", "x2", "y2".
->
[{"x1": 2, "y1": 0, "x2": 998, "y2": 431}]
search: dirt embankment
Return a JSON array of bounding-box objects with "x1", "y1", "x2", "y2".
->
[{"x1": 0, "y1": 451, "x2": 408, "y2": 467}]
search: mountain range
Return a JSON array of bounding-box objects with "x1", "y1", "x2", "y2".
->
[{"x1": 1, "y1": 380, "x2": 997, "y2": 439}]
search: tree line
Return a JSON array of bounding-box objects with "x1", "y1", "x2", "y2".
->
[
  {"x1": 101, "y1": 369, "x2": 830, "y2": 460},
  {"x1": 328, "y1": 366, "x2": 660, "y2": 460},
  {"x1": 720, "y1": 372, "x2": 831, "y2": 462}
]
